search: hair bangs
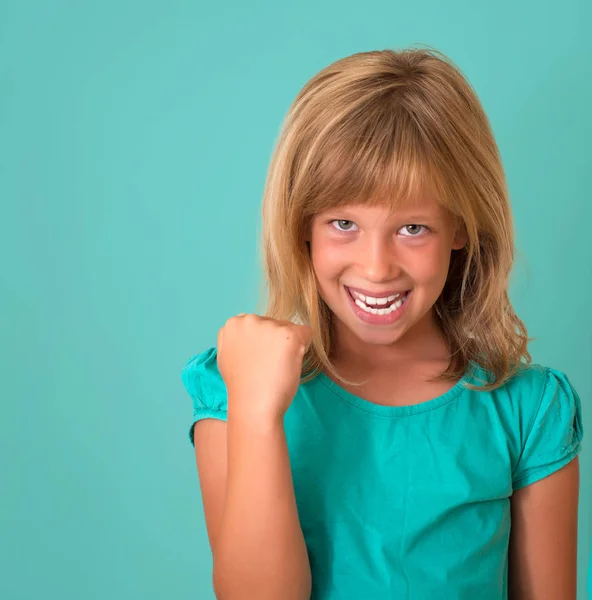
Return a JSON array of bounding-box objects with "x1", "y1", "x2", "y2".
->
[{"x1": 298, "y1": 103, "x2": 447, "y2": 219}]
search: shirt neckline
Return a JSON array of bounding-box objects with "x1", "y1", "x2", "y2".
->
[{"x1": 314, "y1": 361, "x2": 478, "y2": 417}]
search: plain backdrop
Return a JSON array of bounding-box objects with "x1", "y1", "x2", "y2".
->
[{"x1": 1, "y1": 0, "x2": 590, "y2": 598}]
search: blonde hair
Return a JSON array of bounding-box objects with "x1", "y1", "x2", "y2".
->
[{"x1": 255, "y1": 45, "x2": 534, "y2": 392}]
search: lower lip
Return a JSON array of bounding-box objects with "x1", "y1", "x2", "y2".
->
[{"x1": 345, "y1": 286, "x2": 411, "y2": 325}]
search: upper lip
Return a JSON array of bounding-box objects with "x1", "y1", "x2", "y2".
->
[{"x1": 346, "y1": 285, "x2": 410, "y2": 299}]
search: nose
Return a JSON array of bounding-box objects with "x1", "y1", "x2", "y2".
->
[{"x1": 359, "y1": 236, "x2": 401, "y2": 282}]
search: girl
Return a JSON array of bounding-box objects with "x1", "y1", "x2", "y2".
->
[{"x1": 181, "y1": 46, "x2": 584, "y2": 599}]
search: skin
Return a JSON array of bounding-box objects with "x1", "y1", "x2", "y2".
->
[
  {"x1": 306, "y1": 195, "x2": 468, "y2": 373},
  {"x1": 508, "y1": 455, "x2": 579, "y2": 599}
]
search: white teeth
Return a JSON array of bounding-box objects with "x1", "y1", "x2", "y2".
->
[
  {"x1": 350, "y1": 290, "x2": 409, "y2": 315},
  {"x1": 350, "y1": 289, "x2": 404, "y2": 306}
]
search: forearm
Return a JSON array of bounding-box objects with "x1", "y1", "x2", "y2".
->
[{"x1": 213, "y1": 409, "x2": 312, "y2": 600}]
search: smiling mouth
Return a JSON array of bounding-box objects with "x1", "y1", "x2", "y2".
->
[
  {"x1": 343, "y1": 284, "x2": 412, "y2": 324},
  {"x1": 345, "y1": 286, "x2": 411, "y2": 305}
]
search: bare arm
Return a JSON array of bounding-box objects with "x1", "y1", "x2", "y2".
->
[
  {"x1": 508, "y1": 456, "x2": 580, "y2": 599},
  {"x1": 195, "y1": 404, "x2": 311, "y2": 600}
]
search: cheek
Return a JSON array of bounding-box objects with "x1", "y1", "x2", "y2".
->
[
  {"x1": 311, "y1": 242, "x2": 344, "y2": 275},
  {"x1": 426, "y1": 252, "x2": 452, "y2": 283},
  {"x1": 408, "y1": 248, "x2": 451, "y2": 283}
]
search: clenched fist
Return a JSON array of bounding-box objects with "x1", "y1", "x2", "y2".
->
[{"x1": 217, "y1": 313, "x2": 313, "y2": 424}]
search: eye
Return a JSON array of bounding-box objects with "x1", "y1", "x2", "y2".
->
[
  {"x1": 400, "y1": 224, "x2": 430, "y2": 237},
  {"x1": 328, "y1": 220, "x2": 430, "y2": 237},
  {"x1": 329, "y1": 219, "x2": 358, "y2": 232}
]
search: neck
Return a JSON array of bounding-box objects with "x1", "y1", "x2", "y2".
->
[{"x1": 329, "y1": 307, "x2": 450, "y2": 371}]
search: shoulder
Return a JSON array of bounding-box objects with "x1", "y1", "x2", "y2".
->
[
  {"x1": 470, "y1": 361, "x2": 548, "y2": 420},
  {"x1": 498, "y1": 361, "x2": 547, "y2": 397},
  {"x1": 508, "y1": 362, "x2": 584, "y2": 491},
  {"x1": 180, "y1": 346, "x2": 228, "y2": 414},
  {"x1": 483, "y1": 362, "x2": 578, "y2": 420},
  {"x1": 505, "y1": 362, "x2": 583, "y2": 432}
]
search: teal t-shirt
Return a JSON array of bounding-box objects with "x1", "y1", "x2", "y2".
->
[{"x1": 181, "y1": 347, "x2": 584, "y2": 600}]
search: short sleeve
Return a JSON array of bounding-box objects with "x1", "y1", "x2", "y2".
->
[
  {"x1": 512, "y1": 367, "x2": 584, "y2": 491},
  {"x1": 180, "y1": 346, "x2": 228, "y2": 447}
]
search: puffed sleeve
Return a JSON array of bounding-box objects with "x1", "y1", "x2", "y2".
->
[
  {"x1": 180, "y1": 346, "x2": 228, "y2": 447},
  {"x1": 512, "y1": 367, "x2": 584, "y2": 491}
]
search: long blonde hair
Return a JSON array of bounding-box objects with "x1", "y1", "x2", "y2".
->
[{"x1": 255, "y1": 45, "x2": 534, "y2": 392}]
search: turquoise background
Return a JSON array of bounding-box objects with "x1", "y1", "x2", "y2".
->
[{"x1": 1, "y1": 1, "x2": 589, "y2": 598}]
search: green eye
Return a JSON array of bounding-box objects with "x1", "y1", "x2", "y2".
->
[
  {"x1": 403, "y1": 225, "x2": 428, "y2": 236},
  {"x1": 330, "y1": 220, "x2": 357, "y2": 232},
  {"x1": 328, "y1": 220, "x2": 430, "y2": 236}
]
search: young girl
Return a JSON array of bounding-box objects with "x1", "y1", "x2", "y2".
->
[{"x1": 181, "y1": 46, "x2": 584, "y2": 599}]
